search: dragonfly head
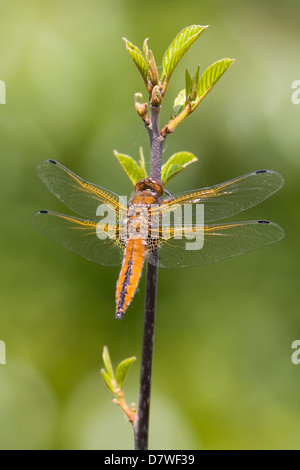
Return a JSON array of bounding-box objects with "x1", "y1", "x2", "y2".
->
[{"x1": 135, "y1": 177, "x2": 164, "y2": 197}]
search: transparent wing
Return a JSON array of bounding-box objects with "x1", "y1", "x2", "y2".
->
[
  {"x1": 37, "y1": 160, "x2": 128, "y2": 219},
  {"x1": 147, "y1": 220, "x2": 284, "y2": 268},
  {"x1": 156, "y1": 170, "x2": 284, "y2": 222},
  {"x1": 32, "y1": 210, "x2": 124, "y2": 266}
]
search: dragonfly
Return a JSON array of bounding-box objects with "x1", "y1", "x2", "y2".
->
[{"x1": 32, "y1": 159, "x2": 284, "y2": 319}]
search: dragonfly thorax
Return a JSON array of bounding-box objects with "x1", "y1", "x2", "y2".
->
[{"x1": 120, "y1": 203, "x2": 152, "y2": 243}]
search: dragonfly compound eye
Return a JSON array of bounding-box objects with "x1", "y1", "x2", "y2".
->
[
  {"x1": 135, "y1": 179, "x2": 147, "y2": 192},
  {"x1": 135, "y1": 178, "x2": 163, "y2": 197},
  {"x1": 144, "y1": 178, "x2": 164, "y2": 197}
]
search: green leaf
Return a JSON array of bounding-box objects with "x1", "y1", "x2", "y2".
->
[
  {"x1": 101, "y1": 369, "x2": 116, "y2": 393},
  {"x1": 195, "y1": 58, "x2": 235, "y2": 106},
  {"x1": 161, "y1": 152, "x2": 198, "y2": 186},
  {"x1": 114, "y1": 149, "x2": 147, "y2": 186},
  {"x1": 138, "y1": 146, "x2": 147, "y2": 174},
  {"x1": 123, "y1": 38, "x2": 150, "y2": 87},
  {"x1": 115, "y1": 356, "x2": 136, "y2": 389},
  {"x1": 102, "y1": 346, "x2": 114, "y2": 379},
  {"x1": 143, "y1": 38, "x2": 150, "y2": 64},
  {"x1": 194, "y1": 64, "x2": 200, "y2": 85},
  {"x1": 189, "y1": 65, "x2": 200, "y2": 101},
  {"x1": 173, "y1": 89, "x2": 186, "y2": 115},
  {"x1": 161, "y1": 25, "x2": 208, "y2": 92},
  {"x1": 185, "y1": 68, "x2": 193, "y2": 98},
  {"x1": 174, "y1": 66, "x2": 201, "y2": 116}
]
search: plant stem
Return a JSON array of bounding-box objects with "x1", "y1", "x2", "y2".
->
[
  {"x1": 134, "y1": 104, "x2": 164, "y2": 450},
  {"x1": 147, "y1": 105, "x2": 164, "y2": 180},
  {"x1": 112, "y1": 395, "x2": 136, "y2": 425},
  {"x1": 134, "y1": 259, "x2": 158, "y2": 450}
]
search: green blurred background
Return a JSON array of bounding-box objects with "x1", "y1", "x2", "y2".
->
[{"x1": 0, "y1": 0, "x2": 299, "y2": 450}]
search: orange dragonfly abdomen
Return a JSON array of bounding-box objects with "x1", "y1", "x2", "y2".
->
[{"x1": 116, "y1": 238, "x2": 146, "y2": 319}]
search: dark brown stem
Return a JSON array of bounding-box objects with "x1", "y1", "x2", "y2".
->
[
  {"x1": 134, "y1": 105, "x2": 165, "y2": 450},
  {"x1": 134, "y1": 257, "x2": 158, "y2": 450}
]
